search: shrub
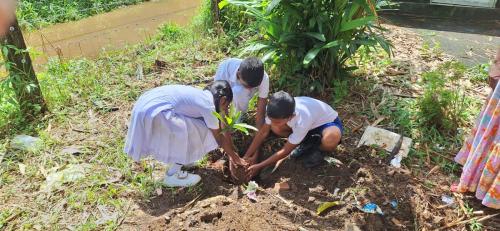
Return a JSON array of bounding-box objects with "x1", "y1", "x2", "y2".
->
[{"x1": 220, "y1": 0, "x2": 391, "y2": 94}]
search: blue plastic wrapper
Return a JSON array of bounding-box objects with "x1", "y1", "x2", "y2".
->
[
  {"x1": 390, "y1": 200, "x2": 398, "y2": 208},
  {"x1": 360, "y1": 203, "x2": 384, "y2": 215}
]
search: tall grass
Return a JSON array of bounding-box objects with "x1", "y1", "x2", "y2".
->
[{"x1": 17, "y1": 0, "x2": 146, "y2": 30}]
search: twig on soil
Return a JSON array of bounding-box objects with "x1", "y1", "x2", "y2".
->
[
  {"x1": 392, "y1": 93, "x2": 416, "y2": 98},
  {"x1": 371, "y1": 116, "x2": 386, "y2": 127},
  {"x1": 4, "y1": 211, "x2": 22, "y2": 225},
  {"x1": 113, "y1": 201, "x2": 132, "y2": 231},
  {"x1": 179, "y1": 193, "x2": 204, "y2": 213},
  {"x1": 272, "y1": 194, "x2": 293, "y2": 208},
  {"x1": 426, "y1": 165, "x2": 440, "y2": 177},
  {"x1": 351, "y1": 123, "x2": 364, "y2": 133},
  {"x1": 427, "y1": 150, "x2": 455, "y2": 162},
  {"x1": 436, "y1": 213, "x2": 499, "y2": 230}
]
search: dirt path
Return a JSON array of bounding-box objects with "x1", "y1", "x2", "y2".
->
[{"x1": 24, "y1": 0, "x2": 201, "y2": 68}]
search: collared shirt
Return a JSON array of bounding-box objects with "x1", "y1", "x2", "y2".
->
[{"x1": 265, "y1": 97, "x2": 339, "y2": 144}]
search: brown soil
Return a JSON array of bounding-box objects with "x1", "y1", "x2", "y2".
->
[
  {"x1": 121, "y1": 129, "x2": 499, "y2": 230},
  {"x1": 119, "y1": 24, "x2": 500, "y2": 230}
]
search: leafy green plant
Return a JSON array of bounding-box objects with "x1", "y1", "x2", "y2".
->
[
  {"x1": 416, "y1": 61, "x2": 473, "y2": 136},
  {"x1": 220, "y1": 0, "x2": 391, "y2": 94},
  {"x1": 213, "y1": 105, "x2": 258, "y2": 135},
  {"x1": 469, "y1": 218, "x2": 483, "y2": 231}
]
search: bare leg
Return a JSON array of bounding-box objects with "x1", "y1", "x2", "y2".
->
[{"x1": 319, "y1": 126, "x2": 342, "y2": 152}]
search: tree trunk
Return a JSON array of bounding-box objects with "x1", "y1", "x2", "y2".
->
[
  {"x1": 1, "y1": 19, "x2": 47, "y2": 120},
  {"x1": 211, "y1": 0, "x2": 221, "y2": 23}
]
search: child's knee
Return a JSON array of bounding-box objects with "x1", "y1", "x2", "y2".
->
[{"x1": 321, "y1": 127, "x2": 342, "y2": 151}]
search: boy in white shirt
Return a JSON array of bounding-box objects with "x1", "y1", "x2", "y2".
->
[
  {"x1": 243, "y1": 91, "x2": 343, "y2": 179},
  {"x1": 214, "y1": 57, "x2": 270, "y2": 128}
]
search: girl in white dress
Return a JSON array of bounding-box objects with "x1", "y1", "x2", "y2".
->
[{"x1": 124, "y1": 80, "x2": 247, "y2": 187}]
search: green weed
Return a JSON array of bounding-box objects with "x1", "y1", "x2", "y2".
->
[{"x1": 18, "y1": 0, "x2": 146, "y2": 30}]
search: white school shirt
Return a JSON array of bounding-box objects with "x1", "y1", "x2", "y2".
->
[
  {"x1": 140, "y1": 85, "x2": 220, "y2": 130},
  {"x1": 214, "y1": 58, "x2": 270, "y2": 112},
  {"x1": 265, "y1": 97, "x2": 339, "y2": 145}
]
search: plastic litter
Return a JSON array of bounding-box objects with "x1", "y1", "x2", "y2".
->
[
  {"x1": 390, "y1": 200, "x2": 398, "y2": 208},
  {"x1": 11, "y1": 135, "x2": 42, "y2": 152},
  {"x1": 441, "y1": 195, "x2": 454, "y2": 205},
  {"x1": 390, "y1": 155, "x2": 403, "y2": 168},
  {"x1": 333, "y1": 188, "x2": 340, "y2": 197},
  {"x1": 41, "y1": 164, "x2": 88, "y2": 192},
  {"x1": 243, "y1": 181, "x2": 259, "y2": 201},
  {"x1": 359, "y1": 202, "x2": 384, "y2": 215},
  {"x1": 324, "y1": 157, "x2": 343, "y2": 167}
]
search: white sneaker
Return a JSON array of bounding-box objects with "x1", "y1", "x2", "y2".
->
[{"x1": 164, "y1": 171, "x2": 201, "y2": 187}]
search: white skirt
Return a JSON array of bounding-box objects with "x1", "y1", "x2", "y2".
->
[{"x1": 124, "y1": 104, "x2": 218, "y2": 165}]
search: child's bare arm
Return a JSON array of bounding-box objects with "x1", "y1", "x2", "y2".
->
[
  {"x1": 255, "y1": 98, "x2": 267, "y2": 129},
  {"x1": 243, "y1": 124, "x2": 270, "y2": 158},
  {"x1": 211, "y1": 129, "x2": 246, "y2": 166},
  {"x1": 246, "y1": 142, "x2": 297, "y2": 179}
]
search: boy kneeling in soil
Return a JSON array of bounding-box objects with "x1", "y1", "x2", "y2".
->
[{"x1": 244, "y1": 91, "x2": 343, "y2": 180}]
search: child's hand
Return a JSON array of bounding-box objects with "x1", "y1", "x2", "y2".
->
[
  {"x1": 230, "y1": 156, "x2": 248, "y2": 167},
  {"x1": 246, "y1": 164, "x2": 262, "y2": 181}
]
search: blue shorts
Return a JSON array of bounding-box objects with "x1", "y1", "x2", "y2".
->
[{"x1": 307, "y1": 117, "x2": 344, "y2": 137}]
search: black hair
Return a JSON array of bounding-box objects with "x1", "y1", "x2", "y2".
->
[
  {"x1": 238, "y1": 57, "x2": 264, "y2": 88},
  {"x1": 205, "y1": 80, "x2": 233, "y2": 112},
  {"x1": 267, "y1": 91, "x2": 295, "y2": 119}
]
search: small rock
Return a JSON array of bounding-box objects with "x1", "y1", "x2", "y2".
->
[
  {"x1": 308, "y1": 185, "x2": 325, "y2": 193},
  {"x1": 187, "y1": 209, "x2": 200, "y2": 216},
  {"x1": 303, "y1": 219, "x2": 318, "y2": 226},
  {"x1": 164, "y1": 216, "x2": 171, "y2": 224},
  {"x1": 299, "y1": 226, "x2": 310, "y2": 231},
  {"x1": 270, "y1": 204, "x2": 276, "y2": 210},
  {"x1": 61, "y1": 145, "x2": 84, "y2": 155},
  {"x1": 197, "y1": 195, "x2": 233, "y2": 208},
  {"x1": 11, "y1": 135, "x2": 42, "y2": 152},
  {"x1": 308, "y1": 196, "x2": 316, "y2": 203},
  {"x1": 391, "y1": 218, "x2": 404, "y2": 227},
  {"x1": 156, "y1": 188, "x2": 163, "y2": 196},
  {"x1": 274, "y1": 182, "x2": 290, "y2": 192},
  {"x1": 212, "y1": 159, "x2": 226, "y2": 171},
  {"x1": 200, "y1": 212, "x2": 222, "y2": 224},
  {"x1": 188, "y1": 219, "x2": 199, "y2": 227}
]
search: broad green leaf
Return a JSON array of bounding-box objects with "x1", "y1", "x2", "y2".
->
[
  {"x1": 212, "y1": 112, "x2": 225, "y2": 125},
  {"x1": 234, "y1": 123, "x2": 258, "y2": 132},
  {"x1": 262, "y1": 50, "x2": 277, "y2": 63},
  {"x1": 226, "y1": 116, "x2": 233, "y2": 126},
  {"x1": 340, "y1": 16, "x2": 376, "y2": 32},
  {"x1": 233, "y1": 124, "x2": 249, "y2": 135},
  {"x1": 323, "y1": 40, "x2": 341, "y2": 49},
  {"x1": 303, "y1": 46, "x2": 323, "y2": 65},
  {"x1": 317, "y1": 201, "x2": 343, "y2": 215},
  {"x1": 218, "y1": 0, "x2": 229, "y2": 9},
  {"x1": 305, "y1": 32, "x2": 326, "y2": 42},
  {"x1": 266, "y1": 0, "x2": 281, "y2": 14},
  {"x1": 242, "y1": 43, "x2": 270, "y2": 54}
]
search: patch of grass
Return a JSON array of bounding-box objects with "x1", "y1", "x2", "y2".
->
[
  {"x1": 469, "y1": 218, "x2": 483, "y2": 231},
  {"x1": 0, "y1": 11, "x2": 235, "y2": 229},
  {"x1": 18, "y1": 0, "x2": 147, "y2": 30},
  {"x1": 353, "y1": 42, "x2": 483, "y2": 173}
]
